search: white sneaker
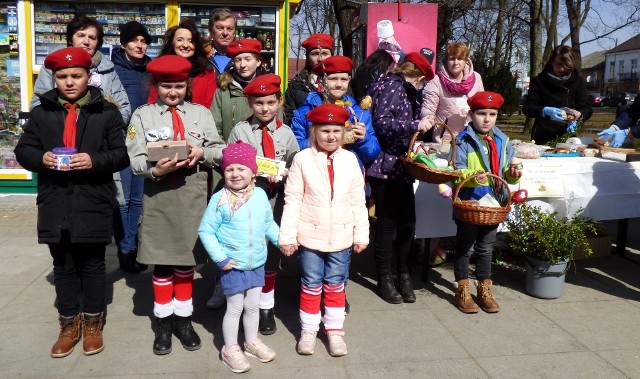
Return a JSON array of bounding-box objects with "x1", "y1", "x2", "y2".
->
[
  {"x1": 244, "y1": 338, "x2": 276, "y2": 362},
  {"x1": 296, "y1": 330, "x2": 317, "y2": 355},
  {"x1": 206, "y1": 283, "x2": 226, "y2": 309},
  {"x1": 327, "y1": 331, "x2": 347, "y2": 357},
  {"x1": 221, "y1": 345, "x2": 251, "y2": 373}
]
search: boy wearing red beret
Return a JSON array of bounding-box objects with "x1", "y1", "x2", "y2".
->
[
  {"x1": 226, "y1": 73, "x2": 299, "y2": 335},
  {"x1": 452, "y1": 91, "x2": 523, "y2": 314},
  {"x1": 212, "y1": 38, "x2": 285, "y2": 141},
  {"x1": 279, "y1": 103, "x2": 369, "y2": 357},
  {"x1": 14, "y1": 47, "x2": 130, "y2": 358}
]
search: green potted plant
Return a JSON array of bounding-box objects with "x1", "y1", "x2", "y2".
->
[{"x1": 506, "y1": 203, "x2": 597, "y2": 298}]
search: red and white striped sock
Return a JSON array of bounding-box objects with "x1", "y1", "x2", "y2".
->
[
  {"x1": 260, "y1": 270, "x2": 277, "y2": 309},
  {"x1": 152, "y1": 273, "x2": 173, "y2": 318},
  {"x1": 323, "y1": 283, "x2": 345, "y2": 332},
  {"x1": 173, "y1": 267, "x2": 194, "y2": 317},
  {"x1": 299, "y1": 283, "x2": 322, "y2": 331}
]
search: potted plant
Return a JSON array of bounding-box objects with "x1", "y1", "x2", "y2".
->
[{"x1": 505, "y1": 203, "x2": 597, "y2": 298}]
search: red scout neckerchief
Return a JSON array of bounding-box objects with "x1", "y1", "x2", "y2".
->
[
  {"x1": 63, "y1": 103, "x2": 79, "y2": 147},
  {"x1": 168, "y1": 106, "x2": 186, "y2": 141},
  {"x1": 248, "y1": 116, "x2": 282, "y2": 159},
  {"x1": 483, "y1": 134, "x2": 501, "y2": 191}
]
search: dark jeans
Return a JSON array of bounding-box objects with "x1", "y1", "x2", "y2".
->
[
  {"x1": 115, "y1": 165, "x2": 144, "y2": 254},
  {"x1": 454, "y1": 221, "x2": 498, "y2": 281},
  {"x1": 369, "y1": 177, "x2": 416, "y2": 277},
  {"x1": 48, "y1": 231, "x2": 106, "y2": 317}
]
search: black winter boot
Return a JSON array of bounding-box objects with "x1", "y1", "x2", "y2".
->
[
  {"x1": 377, "y1": 274, "x2": 403, "y2": 304},
  {"x1": 398, "y1": 272, "x2": 416, "y2": 303},
  {"x1": 259, "y1": 308, "x2": 277, "y2": 335},
  {"x1": 153, "y1": 315, "x2": 173, "y2": 355},
  {"x1": 173, "y1": 315, "x2": 201, "y2": 351},
  {"x1": 118, "y1": 249, "x2": 147, "y2": 273}
]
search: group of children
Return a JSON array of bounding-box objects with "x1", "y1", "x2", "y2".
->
[{"x1": 17, "y1": 34, "x2": 523, "y2": 375}]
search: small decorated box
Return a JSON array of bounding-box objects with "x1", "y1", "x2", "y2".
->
[{"x1": 147, "y1": 140, "x2": 189, "y2": 162}]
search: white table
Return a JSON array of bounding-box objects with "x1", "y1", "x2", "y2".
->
[{"x1": 414, "y1": 156, "x2": 640, "y2": 239}]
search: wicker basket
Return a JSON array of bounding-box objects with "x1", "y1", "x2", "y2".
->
[
  {"x1": 452, "y1": 173, "x2": 512, "y2": 225},
  {"x1": 401, "y1": 122, "x2": 463, "y2": 184}
]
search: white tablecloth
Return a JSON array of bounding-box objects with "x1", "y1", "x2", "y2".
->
[{"x1": 414, "y1": 157, "x2": 640, "y2": 238}]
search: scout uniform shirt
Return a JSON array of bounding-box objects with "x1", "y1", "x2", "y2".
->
[
  {"x1": 227, "y1": 116, "x2": 299, "y2": 163},
  {"x1": 125, "y1": 100, "x2": 226, "y2": 266}
]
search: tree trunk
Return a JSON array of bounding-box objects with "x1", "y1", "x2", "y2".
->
[
  {"x1": 542, "y1": 0, "x2": 559, "y2": 66},
  {"x1": 491, "y1": 0, "x2": 507, "y2": 74},
  {"x1": 524, "y1": 0, "x2": 544, "y2": 135},
  {"x1": 332, "y1": 0, "x2": 364, "y2": 57}
]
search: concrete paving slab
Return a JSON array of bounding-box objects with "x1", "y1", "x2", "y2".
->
[
  {"x1": 598, "y1": 349, "x2": 640, "y2": 378},
  {"x1": 477, "y1": 352, "x2": 626, "y2": 379},
  {"x1": 534, "y1": 300, "x2": 640, "y2": 351},
  {"x1": 435, "y1": 304, "x2": 589, "y2": 356},
  {"x1": 345, "y1": 359, "x2": 490, "y2": 378}
]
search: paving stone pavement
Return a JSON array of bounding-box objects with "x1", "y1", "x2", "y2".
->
[{"x1": 2, "y1": 194, "x2": 640, "y2": 378}]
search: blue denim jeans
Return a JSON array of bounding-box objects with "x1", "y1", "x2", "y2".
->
[
  {"x1": 116, "y1": 165, "x2": 144, "y2": 253},
  {"x1": 298, "y1": 246, "x2": 351, "y2": 287}
]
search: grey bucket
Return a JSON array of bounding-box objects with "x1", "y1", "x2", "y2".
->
[{"x1": 524, "y1": 256, "x2": 570, "y2": 299}]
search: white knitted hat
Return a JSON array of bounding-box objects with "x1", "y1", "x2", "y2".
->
[{"x1": 377, "y1": 20, "x2": 394, "y2": 39}]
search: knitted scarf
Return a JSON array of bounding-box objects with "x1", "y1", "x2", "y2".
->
[
  {"x1": 217, "y1": 183, "x2": 255, "y2": 218},
  {"x1": 437, "y1": 68, "x2": 476, "y2": 96}
]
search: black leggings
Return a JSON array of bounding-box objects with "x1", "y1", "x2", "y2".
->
[
  {"x1": 369, "y1": 177, "x2": 416, "y2": 277},
  {"x1": 49, "y1": 231, "x2": 106, "y2": 317}
]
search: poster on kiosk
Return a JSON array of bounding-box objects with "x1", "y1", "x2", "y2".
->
[{"x1": 360, "y1": 2, "x2": 438, "y2": 66}]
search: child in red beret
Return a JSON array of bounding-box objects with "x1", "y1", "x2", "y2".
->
[
  {"x1": 125, "y1": 54, "x2": 226, "y2": 355},
  {"x1": 198, "y1": 141, "x2": 280, "y2": 373},
  {"x1": 224, "y1": 73, "x2": 299, "y2": 335},
  {"x1": 451, "y1": 91, "x2": 523, "y2": 314},
  {"x1": 14, "y1": 47, "x2": 129, "y2": 358},
  {"x1": 212, "y1": 38, "x2": 283, "y2": 141},
  {"x1": 279, "y1": 103, "x2": 369, "y2": 357}
]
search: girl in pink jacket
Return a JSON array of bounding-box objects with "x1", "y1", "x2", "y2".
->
[{"x1": 279, "y1": 104, "x2": 369, "y2": 358}]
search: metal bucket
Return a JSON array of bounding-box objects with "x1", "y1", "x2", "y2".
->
[{"x1": 524, "y1": 256, "x2": 570, "y2": 299}]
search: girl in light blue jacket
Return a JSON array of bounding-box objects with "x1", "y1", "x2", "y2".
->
[{"x1": 198, "y1": 141, "x2": 280, "y2": 373}]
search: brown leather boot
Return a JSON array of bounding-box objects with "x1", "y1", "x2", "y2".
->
[
  {"x1": 82, "y1": 313, "x2": 105, "y2": 355},
  {"x1": 51, "y1": 314, "x2": 82, "y2": 358},
  {"x1": 454, "y1": 279, "x2": 479, "y2": 314},
  {"x1": 476, "y1": 279, "x2": 500, "y2": 313}
]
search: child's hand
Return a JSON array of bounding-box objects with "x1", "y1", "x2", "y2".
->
[
  {"x1": 43, "y1": 151, "x2": 56, "y2": 169},
  {"x1": 509, "y1": 167, "x2": 523, "y2": 178},
  {"x1": 353, "y1": 244, "x2": 368, "y2": 254},
  {"x1": 267, "y1": 175, "x2": 281, "y2": 184},
  {"x1": 280, "y1": 245, "x2": 296, "y2": 256},
  {"x1": 221, "y1": 259, "x2": 238, "y2": 271},
  {"x1": 418, "y1": 116, "x2": 435, "y2": 133},
  {"x1": 153, "y1": 153, "x2": 189, "y2": 176},
  {"x1": 186, "y1": 143, "x2": 204, "y2": 168},
  {"x1": 475, "y1": 170, "x2": 488, "y2": 184},
  {"x1": 70, "y1": 153, "x2": 93, "y2": 170},
  {"x1": 352, "y1": 122, "x2": 366, "y2": 141}
]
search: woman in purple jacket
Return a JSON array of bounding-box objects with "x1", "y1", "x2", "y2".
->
[{"x1": 366, "y1": 52, "x2": 434, "y2": 304}]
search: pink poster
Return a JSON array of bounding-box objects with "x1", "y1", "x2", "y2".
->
[{"x1": 361, "y1": 3, "x2": 438, "y2": 64}]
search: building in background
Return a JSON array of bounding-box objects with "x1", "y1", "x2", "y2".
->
[{"x1": 603, "y1": 33, "x2": 640, "y2": 96}]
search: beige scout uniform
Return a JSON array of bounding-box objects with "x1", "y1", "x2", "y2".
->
[
  {"x1": 227, "y1": 116, "x2": 299, "y2": 162},
  {"x1": 126, "y1": 100, "x2": 225, "y2": 266}
]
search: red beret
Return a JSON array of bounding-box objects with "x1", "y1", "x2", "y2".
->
[
  {"x1": 313, "y1": 56, "x2": 354, "y2": 76},
  {"x1": 226, "y1": 39, "x2": 263, "y2": 58},
  {"x1": 302, "y1": 33, "x2": 335, "y2": 52},
  {"x1": 404, "y1": 52, "x2": 435, "y2": 81},
  {"x1": 306, "y1": 104, "x2": 351, "y2": 126},
  {"x1": 467, "y1": 91, "x2": 504, "y2": 110},
  {"x1": 147, "y1": 55, "x2": 191, "y2": 82},
  {"x1": 44, "y1": 47, "x2": 91, "y2": 72},
  {"x1": 243, "y1": 74, "x2": 281, "y2": 97}
]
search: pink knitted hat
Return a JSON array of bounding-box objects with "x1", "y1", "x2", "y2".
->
[{"x1": 221, "y1": 140, "x2": 258, "y2": 174}]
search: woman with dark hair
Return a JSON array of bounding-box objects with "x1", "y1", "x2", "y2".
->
[
  {"x1": 148, "y1": 19, "x2": 217, "y2": 109},
  {"x1": 366, "y1": 53, "x2": 434, "y2": 304},
  {"x1": 30, "y1": 15, "x2": 130, "y2": 123},
  {"x1": 350, "y1": 49, "x2": 395, "y2": 102},
  {"x1": 523, "y1": 45, "x2": 592, "y2": 145}
]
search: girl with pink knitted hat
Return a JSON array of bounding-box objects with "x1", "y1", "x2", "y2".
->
[{"x1": 198, "y1": 140, "x2": 280, "y2": 373}]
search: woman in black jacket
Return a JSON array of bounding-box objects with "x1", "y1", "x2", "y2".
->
[
  {"x1": 14, "y1": 48, "x2": 129, "y2": 359},
  {"x1": 111, "y1": 21, "x2": 152, "y2": 273},
  {"x1": 523, "y1": 45, "x2": 592, "y2": 145}
]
